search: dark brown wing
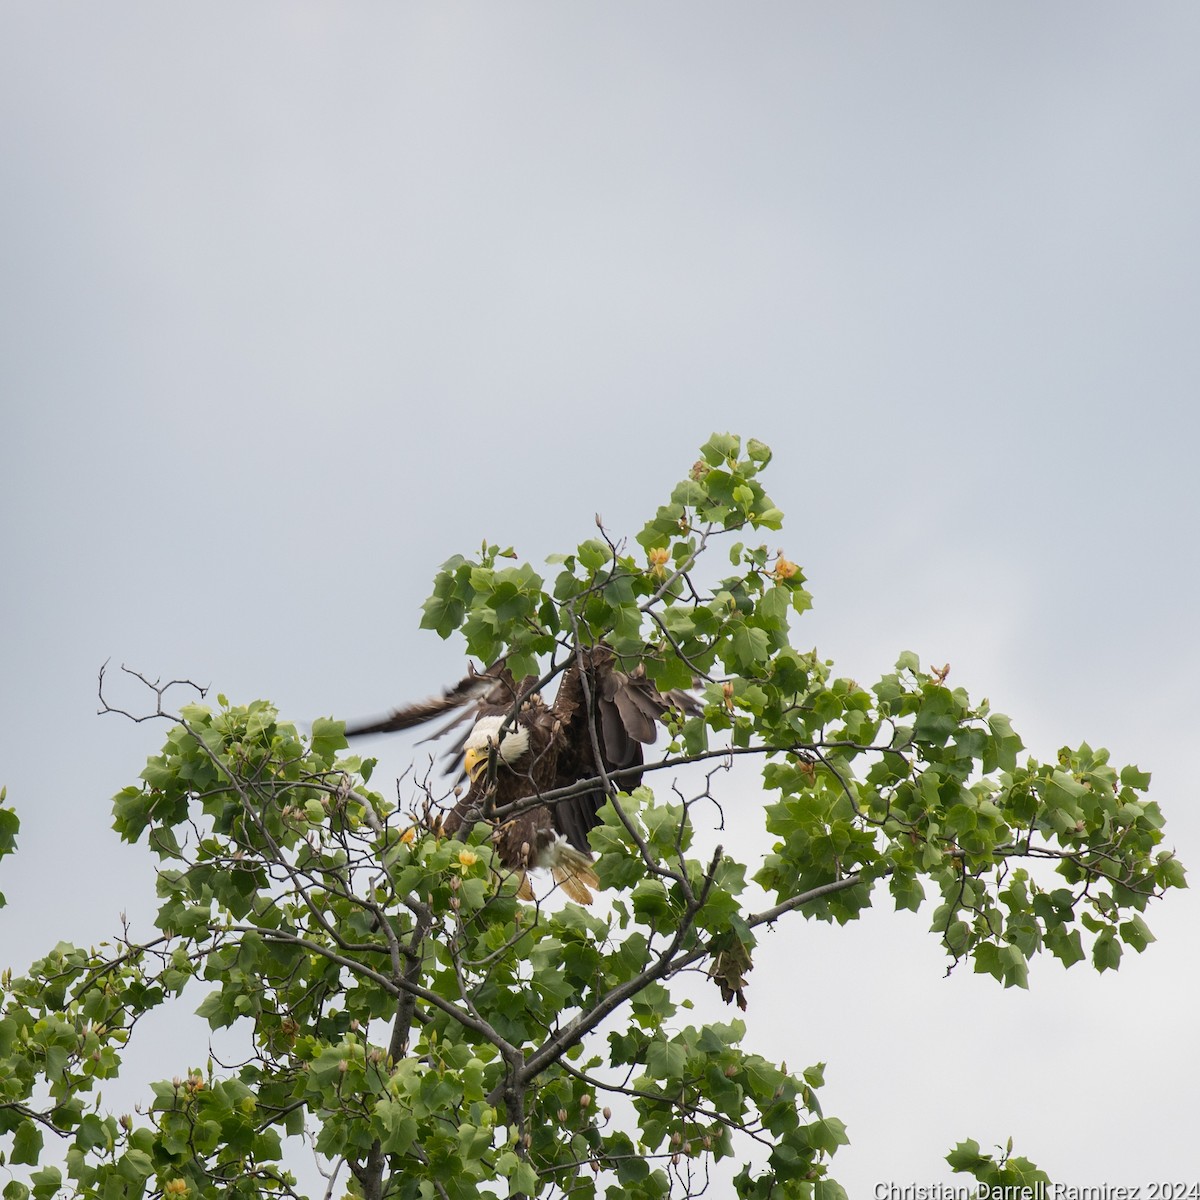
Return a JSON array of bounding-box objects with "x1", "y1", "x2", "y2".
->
[
  {"x1": 343, "y1": 659, "x2": 536, "y2": 738},
  {"x1": 550, "y1": 645, "x2": 697, "y2": 852},
  {"x1": 603, "y1": 664, "x2": 667, "y2": 745}
]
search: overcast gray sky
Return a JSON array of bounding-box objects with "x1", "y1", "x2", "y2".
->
[{"x1": 3, "y1": 4, "x2": 1199, "y2": 1192}]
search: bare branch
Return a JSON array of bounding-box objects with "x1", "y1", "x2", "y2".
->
[{"x1": 97, "y1": 660, "x2": 208, "y2": 722}]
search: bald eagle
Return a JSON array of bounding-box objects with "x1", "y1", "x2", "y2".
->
[{"x1": 344, "y1": 645, "x2": 693, "y2": 903}]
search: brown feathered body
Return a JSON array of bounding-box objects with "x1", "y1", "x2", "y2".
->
[{"x1": 345, "y1": 645, "x2": 694, "y2": 902}]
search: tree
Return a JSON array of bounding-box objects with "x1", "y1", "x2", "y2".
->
[{"x1": 0, "y1": 434, "x2": 1185, "y2": 1199}]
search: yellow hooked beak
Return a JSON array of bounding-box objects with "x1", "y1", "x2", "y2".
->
[{"x1": 463, "y1": 744, "x2": 490, "y2": 784}]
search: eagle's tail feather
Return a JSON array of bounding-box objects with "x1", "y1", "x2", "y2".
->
[
  {"x1": 553, "y1": 866, "x2": 595, "y2": 905},
  {"x1": 549, "y1": 843, "x2": 600, "y2": 905}
]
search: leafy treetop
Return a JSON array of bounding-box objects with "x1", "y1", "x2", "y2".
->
[{"x1": 0, "y1": 434, "x2": 1183, "y2": 1200}]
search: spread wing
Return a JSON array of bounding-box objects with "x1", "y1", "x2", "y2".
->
[{"x1": 343, "y1": 660, "x2": 537, "y2": 739}]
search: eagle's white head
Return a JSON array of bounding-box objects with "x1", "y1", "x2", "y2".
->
[{"x1": 462, "y1": 715, "x2": 531, "y2": 783}]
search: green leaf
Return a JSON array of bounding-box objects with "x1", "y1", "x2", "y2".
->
[
  {"x1": 509, "y1": 1160, "x2": 539, "y2": 1195},
  {"x1": 889, "y1": 873, "x2": 925, "y2": 913},
  {"x1": 577, "y1": 538, "x2": 611, "y2": 571},
  {"x1": 421, "y1": 591, "x2": 465, "y2": 637},
  {"x1": 728, "y1": 624, "x2": 770, "y2": 672},
  {"x1": 616, "y1": 1155, "x2": 650, "y2": 1185},
  {"x1": 912, "y1": 688, "x2": 956, "y2": 747},
  {"x1": 700, "y1": 432, "x2": 741, "y2": 465},
  {"x1": 28, "y1": 1169, "x2": 61, "y2": 1200},
  {"x1": 945, "y1": 1139, "x2": 989, "y2": 1171},
  {"x1": 815, "y1": 1182, "x2": 850, "y2": 1200},
  {"x1": 985, "y1": 712, "x2": 1024, "y2": 772},
  {"x1": 1119, "y1": 914, "x2": 1155, "y2": 953},
  {"x1": 1120, "y1": 764, "x2": 1152, "y2": 789},
  {"x1": 1155, "y1": 853, "x2": 1187, "y2": 890},
  {"x1": 375, "y1": 1098, "x2": 417, "y2": 1154},
  {"x1": 998, "y1": 944, "x2": 1029, "y2": 989},
  {"x1": 809, "y1": 1117, "x2": 849, "y2": 1153},
  {"x1": 1093, "y1": 931, "x2": 1123, "y2": 972},
  {"x1": 645, "y1": 1039, "x2": 687, "y2": 1081},
  {"x1": 117, "y1": 1149, "x2": 154, "y2": 1181},
  {"x1": 11, "y1": 1121, "x2": 43, "y2": 1166},
  {"x1": 746, "y1": 438, "x2": 772, "y2": 465},
  {"x1": 310, "y1": 717, "x2": 347, "y2": 765},
  {"x1": 1046, "y1": 925, "x2": 1086, "y2": 968},
  {"x1": 0, "y1": 802, "x2": 18, "y2": 856}
]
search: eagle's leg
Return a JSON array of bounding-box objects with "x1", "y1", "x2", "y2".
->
[
  {"x1": 490, "y1": 825, "x2": 537, "y2": 901},
  {"x1": 515, "y1": 837, "x2": 535, "y2": 901}
]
